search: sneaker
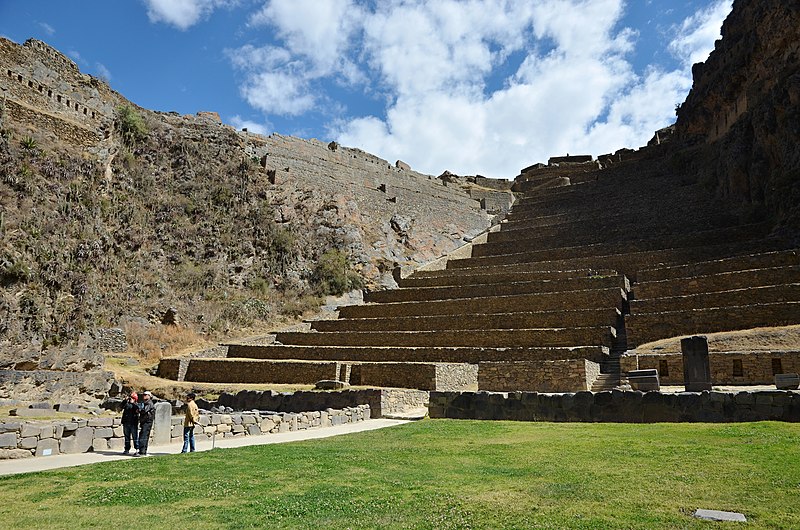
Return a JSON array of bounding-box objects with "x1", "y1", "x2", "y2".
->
[
  {"x1": 132, "y1": 453, "x2": 140, "y2": 457},
  {"x1": 122, "y1": 450, "x2": 129, "y2": 455}
]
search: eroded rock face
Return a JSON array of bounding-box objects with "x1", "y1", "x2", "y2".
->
[
  {"x1": 675, "y1": 0, "x2": 800, "y2": 229},
  {"x1": 0, "y1": 342, "x2": 104, "y2": 372}
]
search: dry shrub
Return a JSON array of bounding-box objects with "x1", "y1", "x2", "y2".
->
[{"x1": 124, "y1": 321, "x2": 207, "y2": 362}]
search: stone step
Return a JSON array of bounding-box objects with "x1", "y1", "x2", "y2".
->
[
  {"x1": 626, "y1": 301, "x2": 800, "y2": 347},
  {"x1": 636, "y1": 249, "x2": 800, "y2": 282},
  {"x1": 401, "y1": 267, "x2": 618, "y2": 286},
  {"x1": 364, "y1": 274, "x2": 628, "y2": 303},
  {"x1": 339, "y1": 287, "x2": 627, "y2": 318},
  {"x1": 507, "y1": 185, "x2": 704, "y2": 217},
  {"x1": 629, "y1": 283, "x2": 800, "y2": 314},
  {"x1": 183, "y1": 358, "x2": 342, "y2": 384},
  {"x1": 274, "y1": 327, "x2": 617, "y2": 348},
  {"x1": 178, "y1": 358, "x2": 476, "y2": 391},
  {"x1": 226, "y1": 344, "x2": 609, "y2": 363},
  {"x1": 512, "y1": 173, "x2": 700, "y2": 202},
  {"x1": 312, "y1": 308, "x2": 621, "y2": 333},
  {"x1": 591, "y1": 373, "x2": 621, "y2": 391},
  {"x1": 470, "y1": 223, "x2": 771, "y2": 259},
  {"x1": 633, "y1": 265, "x2": 800, "y2": 299},
  {"x1": 489, "y1": 210, "x2": 740, "y2": 245},
  {"x1": 446, "y1": 238, "x2": 789, "y2": 280}
]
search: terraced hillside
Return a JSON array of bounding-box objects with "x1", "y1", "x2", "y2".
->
[{"x1": 158, "y1": 150, "x2": 799, "y2": 392}]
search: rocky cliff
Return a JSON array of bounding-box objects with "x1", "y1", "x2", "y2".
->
[
  {"x1": 675, "y1": 0, "x2": 800, "y2": 231},
  {"x1": 0, "y1": 37, "x2": 502, "y2": 350}
]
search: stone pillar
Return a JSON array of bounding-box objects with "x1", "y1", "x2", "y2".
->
[
  {"x1": 152, "y1": 402, "x2": 173, "y2": 445},
  {"x1": 681, "y1": 336, "x2": 712, "y2": 391}
]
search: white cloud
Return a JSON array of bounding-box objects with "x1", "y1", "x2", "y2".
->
[
  {"x1": 144, "y1": 0, "x2": 237, "y2": 30},
  {"x1": 94, "y1": 63, "x2": 112, "y2": 81},
  {"x1": 236, "y1": 0, "x2": 734, "y2": 178},
  {"x1": 248, "y1": 0, "x2": 360, "y2": 75},
  {"x1": 229, "y1": 115, "x2": 271, "y2": 135},
  {"x1": 669, "y1": 0, "x2": 733, "y2": 66},
  {"x1": 38, "y1": 22, "x2": 55, "y2": 36}
]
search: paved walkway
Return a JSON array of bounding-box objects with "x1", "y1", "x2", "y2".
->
[{"x1": 0, "y1": 418, "x2": 409, "y2": 477}]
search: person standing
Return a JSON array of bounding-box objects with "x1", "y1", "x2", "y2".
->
[
  {"x1": 181, "y1": 392, "x2": 200, "y2": 453},
  {"x1": 136, "y1": 391, "x2": 155, "y2": 457},
  {"x1": 121, "y1": 392, "x2": 139, "y2": 455}
]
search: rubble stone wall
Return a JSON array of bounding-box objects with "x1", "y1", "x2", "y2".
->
[{"x1": 0, "y1": 405, "x2": 369, "y2": 460}]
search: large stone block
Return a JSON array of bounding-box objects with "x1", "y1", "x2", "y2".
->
[
  {"x1": 35, "y1": 438, "x2": 59, "y2": 457},
  {"x1": 39, "y1": 425, "x2": 55, "y2": 439},
  {"x1": 20, "y1": 423, "x2": 40, "y2": 438},
  {"x1": 152, "y1": 402, "x2": 172, "y2": 445},
  {"x1": 87, "y1": 418, "x2": 114, "y2": 428},
  {"x1": 92, "y1": 438, "x2": 109, "y2": 451},
  {"x1": 682, "y1": 336, "x2": 712, "y2": 391},
  {"x1": 19, "y1": 437, "x2": 38, "y2": 450},
  {"x1": 0, "y1": 432, "x2": 17, "y2": 448},
  {"x1": 60, "y1": 427, "x2": 93, "y2": 454},
  {"x1": 93, "y1": 427, "x2": 114, "y2": 438},
  {"x1": 0, "y1": 448, "x2": 33, "y2": 459}
]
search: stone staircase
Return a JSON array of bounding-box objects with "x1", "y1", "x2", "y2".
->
[{"x1": 158, "y1": 159, "x2": 799, "y2": 393}]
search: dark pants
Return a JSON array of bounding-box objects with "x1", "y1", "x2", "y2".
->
[
  {"x1": 138, "y1": 422, "x2": 153, "y2": 455},
  {"x1": 123, "y1": 422, "x2": 139, "y2": 452}
]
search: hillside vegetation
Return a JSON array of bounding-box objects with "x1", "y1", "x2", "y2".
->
[{"x1": 0, "y1": 106, "x2": 362, "y2": 349}]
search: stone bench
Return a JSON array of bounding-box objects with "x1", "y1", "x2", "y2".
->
[
  {"x1": 364, "y1": 274, "x2": 627, "y2": 304},
  {"x1": 224, "y1": 344, "x2": 608, "y2": 364},
  {"x1": 626, "y1": 369, "x2": 660, "y2": 391},
  {"x1": 775, "y1": 373, "x2": 800, "y2": 390}
]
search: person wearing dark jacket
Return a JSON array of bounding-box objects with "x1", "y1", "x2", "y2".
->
[
  {"x1": 136, "y1": 391, "x2": 156, "y2": 456},
  {"x1": 121, "y1": 392, "x2": 139, "y2": 455}
]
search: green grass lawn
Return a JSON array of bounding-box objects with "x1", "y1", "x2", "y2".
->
[{"x1": 1, "y1": 420, "x2": 799, "y2": 529}]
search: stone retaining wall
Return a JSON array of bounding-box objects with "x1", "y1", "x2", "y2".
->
[
  {"x1": 0, "y1": 405, "x2": 369, "y2": 459},
  {"x1": 634, "y1": 266, "x2": 800, "y2": 299},
  {"x1": 626, "y1": 302, "x2": 800, "y2": 347},
  {"x1": 629, "y1": 285, "x2": 800, "y2": 314},
  {"x1": 636, "y1": 250, "x2": 800, "y2": 282},
  {"x1": 428, "y1": 390, "x2": 800, "y2": 422},
  {"x1": 211, "y1": 388, "x2": 425, "y2": 418},
  {"x1": 620, "y1": 351, "x2": 800, "y2": 385},
  {"x1": 224, "y1": 344, "x2": 607, "y2": 364},
  {"x1": 183, "y1": 359, "x2": 339, "y2": 384},
  {"x1": 350, "y1": 362, "x2": 477, "y2": 391},
  {"x1": 478, "y1": 359, "x2": 599, "y2": 392}
]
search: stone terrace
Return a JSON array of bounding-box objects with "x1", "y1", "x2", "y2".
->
[{"x1": 158, "y1": 155, "x2": 799, "y2": 393}]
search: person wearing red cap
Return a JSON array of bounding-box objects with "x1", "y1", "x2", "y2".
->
[{"x1": 121, "y1": 392, "x2": 140, "y2": 455}]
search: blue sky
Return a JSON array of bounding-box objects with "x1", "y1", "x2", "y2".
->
[{"x1": 0, "y1": 0, "x2": 732, "y2": 178}]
